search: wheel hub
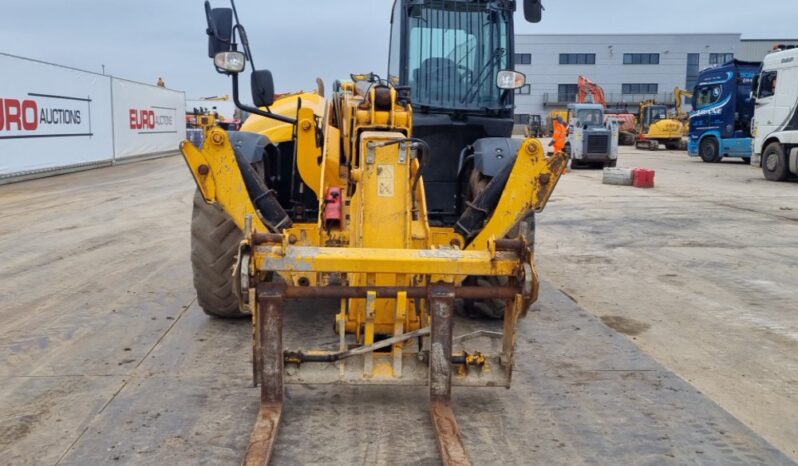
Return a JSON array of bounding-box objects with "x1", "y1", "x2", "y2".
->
[{"x1": 765, "y1": 152, "x2": 778, "y2": 171}]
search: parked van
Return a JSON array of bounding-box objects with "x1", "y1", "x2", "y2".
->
[{"x1": 752, "y1": 47, "x2": 798, "y2": 181}]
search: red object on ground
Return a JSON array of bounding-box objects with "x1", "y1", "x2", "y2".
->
[
  {"x1": 323, "y1": 187, "x2": 343, "y2": 228},
  {"x1": 633, "y1": 168, "x2": 655, "y2": 188}
]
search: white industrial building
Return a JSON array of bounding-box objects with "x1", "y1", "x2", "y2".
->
[{"x1": 512, "y1": 33, "x2": 796, "y2": 124}]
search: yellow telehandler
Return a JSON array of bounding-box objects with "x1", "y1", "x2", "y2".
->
[{"x1": 183, "y1": 1, "x2": 562, "y2": 464}]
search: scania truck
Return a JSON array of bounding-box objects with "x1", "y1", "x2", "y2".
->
[
  {"x1": 751, "y1": 47, "x2": 798, "y2": 181},
  {"x1": 688, "y1": 60, "x2": 760, "y2": 163}
]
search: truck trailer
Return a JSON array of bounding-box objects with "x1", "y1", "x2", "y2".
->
[{"x1": 688, "y1": 60, "x2": 760, "y2": 163}]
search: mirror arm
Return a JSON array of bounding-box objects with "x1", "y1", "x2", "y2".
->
[{"x1": 231, "y1": 73, "x2": 296, "y2": 125}]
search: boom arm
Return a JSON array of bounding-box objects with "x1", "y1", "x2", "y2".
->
[
  {"x1": 578, "y1": 75, "x2": 607, "y2": 107},
  {"x1": 674, "y1": 87, "x2": 694, "y2": 120}
]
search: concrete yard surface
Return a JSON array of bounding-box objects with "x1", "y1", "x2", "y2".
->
[
  {"x1": 0, "y1": 153, "x2": 795, "y2": 465},
  {"x1": 537, "y1": 145, "x2": 798, "y2": 461}
]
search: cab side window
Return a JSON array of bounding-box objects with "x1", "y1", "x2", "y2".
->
[
  {"x1": 696, "y1": 85, "x2": 722, "y2": 109},
  {"x1": 387, "y1": 1, "x2": 403, "y2": 85},
  {"x1": 758, "y1": 71, "x2": 778, "y2": 98}
]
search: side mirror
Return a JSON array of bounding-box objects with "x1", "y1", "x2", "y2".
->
[
  {"x1": 523, "y1": 0, "x2": 543, "y2": 23},
  {"x1": 497, "y1": 70, "x2": 525, "y2": 89},
  {"x1": 252, "y1": 70, "x2": 275, "y2": 108},
  {"x1": 205, "y1": 2, "x2": 233, "y2": 58}
]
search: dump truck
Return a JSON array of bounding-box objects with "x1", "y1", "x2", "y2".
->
[{"x1": 183, "y1": 1, "x2": 563, "y2": 464}]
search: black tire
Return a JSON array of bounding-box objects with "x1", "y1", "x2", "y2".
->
[
  {"x1": 461, "y1": 214, "x2": 535, "y2": 320},
  {"x1": 619, "y1": 132, "x2": 635, "y2": 146},
  {"x1": 604, "y1": 159, "x2": 618, "y2": 168},
  {"x1": 762, "y1": 143, "x2": 788, "y2": 181},
  {"x1": 190, "y1": 190, "x2": 246, "y2": 318},
  {"x1": 665, "y1": 140, "x2": 682, "y2": 150},
  {"x1": 699, "y1": 137, "x2": 721, "y2": 163}
]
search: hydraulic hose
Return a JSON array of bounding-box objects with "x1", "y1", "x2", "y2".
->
[
  {"x1": 232, "y1": 148, "x2": 292, "y2": 232},
  {"x1": 454, "y1": 161, "x2": 513, "y2": 241}
]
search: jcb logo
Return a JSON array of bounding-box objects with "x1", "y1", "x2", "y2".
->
[
  {"x1": 129, "y1": 109, "x2": 156, "y2": 130},
  {"x1": 0, "y1": 98, "x2": 39, "y2": 131}
]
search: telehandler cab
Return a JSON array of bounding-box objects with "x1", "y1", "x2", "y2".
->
[{"x1": 182, "y1": 1, "x2": 563, "y2": 463}]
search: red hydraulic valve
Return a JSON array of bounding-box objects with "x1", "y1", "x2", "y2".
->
[{"x1": 323, "y1": 187, "x2": 343, "y2": 229}]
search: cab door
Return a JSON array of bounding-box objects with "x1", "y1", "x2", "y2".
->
[
  {"x1": 774, "y1": 68, "x2": 797, "y2": 131},
  {"x1": 755, "y1": 70, "x2": 779, "y2": 144},
  {"x1": 567, "y1": 109, "x2": 583, "y2": 159}
]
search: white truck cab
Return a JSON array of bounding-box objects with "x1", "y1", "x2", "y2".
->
[{"x1": 752, "y1": 47, "x2": 798, "y2": 181}]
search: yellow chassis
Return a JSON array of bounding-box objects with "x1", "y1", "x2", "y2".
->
[{"x1": 180, "y1": 84, "x2": 566, "y2": 465}]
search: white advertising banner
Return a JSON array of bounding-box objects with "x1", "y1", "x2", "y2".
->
[
  {"x1": 0, "y1": 53, "x2": 114, "y2": 176},
  {"x1": 111, "y1": 78, "x2": 186, "y2": 159}
]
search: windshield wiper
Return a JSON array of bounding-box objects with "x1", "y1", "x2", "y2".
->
[{"x1": 461, "y1": 47, "x2": 505, "y2": 105}]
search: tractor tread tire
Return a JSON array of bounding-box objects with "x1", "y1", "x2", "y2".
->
[{"x1": 190, "y1": 190, "x2": 246, "y2": 318}]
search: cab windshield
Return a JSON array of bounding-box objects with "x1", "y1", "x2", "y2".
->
[
  {"x1": 648, "y1": 105, "x2": 668, "y2": 123},
  {"x1": 404, "y1": 3, "x2": 511, "y2": 111},
  {"x1": 576, "y1": 109, "x2": 603, "y2": 125}
]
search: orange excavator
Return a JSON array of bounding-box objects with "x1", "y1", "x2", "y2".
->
[
  {"x1": 578, "y1": 75, "x2": 607, "y2": 105},
  {"x1": 577, "y1": 76, "x2": 636, "y2": 145}
]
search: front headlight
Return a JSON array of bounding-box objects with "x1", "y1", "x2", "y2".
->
[{"x1": 214, "y1": 51, "x2": 246, "y2": 73}]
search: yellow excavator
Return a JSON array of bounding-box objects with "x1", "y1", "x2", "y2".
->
[
  {"x1": 634, "y1": 99, "x2": 687, "y2": 151},
  {"x1": 673, "y1": 87, "x2": 694, "y2": 137},
  {"x1": 184, "y1": 1, "x2": 562, "y2": 464}
]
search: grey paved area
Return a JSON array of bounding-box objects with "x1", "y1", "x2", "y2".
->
[{"x1": 0, "y1": 154, "x2": 794, "y2": 465}]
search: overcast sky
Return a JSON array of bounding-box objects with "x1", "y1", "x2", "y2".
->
[{"x1": 2, "y1": 0, "x2": 796, "y2": 99}]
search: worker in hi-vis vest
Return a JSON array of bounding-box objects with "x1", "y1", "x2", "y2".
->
[{"x1": 550, "y1": 115, "x2": 567, "y2": 153}]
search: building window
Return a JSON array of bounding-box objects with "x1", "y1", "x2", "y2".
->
[
  {"x1": 623, "y1": 53, "x2": 660, "y2": 65},
  {"x1": 514, "y1": 53, "x2": 531, "y2": 65},
  {"x1": 709, "y1": 53, "x2": 734, "y2": 65},
  {"x1": 558, "y1": 84, "x2": 578, "y2": 102},
  {"x1": 622, "y1": 83, "x2": 659, "y2": 94},
  {"x1": 515, "y1": 84, "x2": 531, "y2": 95},
  {"x1": 559, "y1": 53, "x2": 596, "y2": 65},
  {"x1": 514, "y1": 114, "x2": 530, "y2": 125},
  {"x1": 685, "y1": 53, "x2": 700, "y2": 91}
]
